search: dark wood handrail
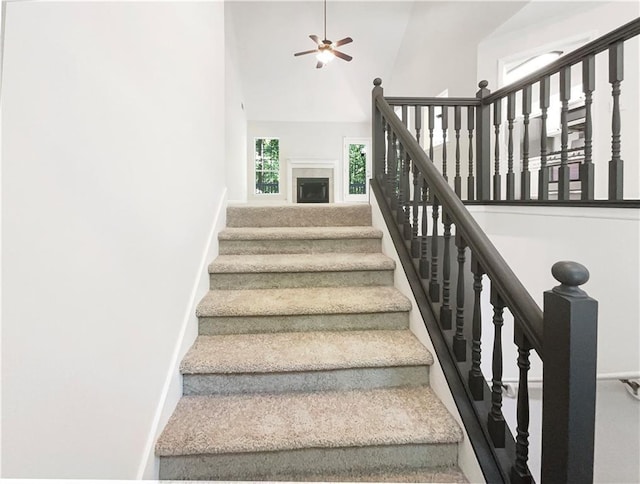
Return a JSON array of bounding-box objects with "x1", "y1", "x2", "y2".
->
[
  {"x1": 386, "y1": 97, "x2": 480, "y2": 107},
  {"x1": 384, "y1": 18, "x2": 640, "y2": 108},
  {"x1": 484, "y1": 17, "x2": 640, "y2": 104},
  {"x1": 374, "y1": 90, "x2": 545, "y2": 356}
]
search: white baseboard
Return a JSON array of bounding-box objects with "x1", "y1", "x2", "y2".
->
[{"x1": 136, "y1": 188, "x2": 228, "y2": 479}]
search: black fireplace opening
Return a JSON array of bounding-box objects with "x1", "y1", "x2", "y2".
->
[{"x1": 297, "y1": 177, "x2": 329, "y2": 203}]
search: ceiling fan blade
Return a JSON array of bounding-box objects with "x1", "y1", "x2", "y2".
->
[
  {"x1": 310, "y1": 34, "x2": 320, "y2": 44},
  {"x1": 334, "y1": 37, "x2": 353, "y2": 47},
  {"x1": 294, "y1": 49, "x2": 318, "y2": 57},
  {"x1": 316, "y1": 61, "x2": 324, "y2": 69},
  {"x1": 332, "y1": 49, "x2": 353, "y2": 62}
]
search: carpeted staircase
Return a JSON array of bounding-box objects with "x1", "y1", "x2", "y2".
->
[{"x1": 155, "y1": 203, "x2": 466, "y2": 482}]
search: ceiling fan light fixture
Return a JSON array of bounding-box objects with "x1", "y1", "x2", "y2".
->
[
  {"x1": 316, "y1": 50, "x2": 334, "y2": 64},
  {"x1": 293, "y1": 0, "x2": 353, "y2": 67}
]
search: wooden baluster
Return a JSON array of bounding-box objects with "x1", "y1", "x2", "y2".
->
[
  {"x1": 386, "y1": 123, "x2": 396, "y2": 204},
  {"x1": 488, "y1": 285, "x2": 506, "y2": 448},
  {"x1": 559, "y1": 67, "x2": 571, "y2": 201},
  {"x1": 441, "y1": 107, "x2": 449, "y2": 181},
  {"x1": 539, "y1": 76, "x2": 550, "y2": 201},
  {"x1": 411, "y1": 107, "x2": 422, "y2": 257},
  {"x1": 394, "y1": 132, "x2": 401, "y2": 206},
  {"x1": 506, "y1": 92, "x2": 516, "y2": 200},
  {"x1": 403, "y1": 165, "x2": 412, "y2": 242},
  {"x1": 468, "y1": 255, "x2": 484, "y2": 400},
  {"x1": 454, "y1": 106, "x2": 462, "y2": 197},
  {"x1": 401, "y1": 107, "x2": 412, "y2": 239},
  {"x1": 453, "y1": 233, "x2": 467, "y2": 361},
  {"x1": 419, "y1": 180, "x2": 429, "y2": 278},
  {"x1": 476, "y1": 81, "x2": 491, "y2": 201},
  {"x1": 402, "y1": 152, "x2": 413, "y2": 241},
  {"x1": 609, "y1": 42, "x2": 624, "y2": 200},
  {"x1": 415, "y1": 105, "x2": 422, "y2": 145},
  {"x1": 411, "y1": 167, "x2": 421, "y2": 257},
  {"x1": 511, "y1": 326, "x2": 533, "y2": 484},
  {"x1": 429, "y1": 197, "x2": 440, "y2": 302},
  {"x1": 397, "y1": 107, "x2": 408, "y2": 225},
  {"x1": 382, "y1": 121, "x2": 388, "y2": 184},
  {"x1": 440, "y1": 212, "x2": 453, "y2": 330},
  {"x1": 428, "y1": 106, "x2": 435, "y2": 161},
  {"x1": 467, "y1": 106, "x2": 475, "y2": 201},
  {"x1": 521, "y1": 85, "x2": 532, "y2": 200},
  {"x1": 581, "y1": 56, "x2": 595, "y2": 200},
  {"x1": 493, "y1": 99, "x2": 502, "y2": 200}
]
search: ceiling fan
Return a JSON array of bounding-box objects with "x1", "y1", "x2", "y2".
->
[{"x1": 293, "y1": 0, "x2": 353, "y2": 68}]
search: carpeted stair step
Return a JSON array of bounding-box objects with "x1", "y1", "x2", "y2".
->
[
  {"x1": 219, "y1": 226, "x2": 383, "y2": 255},
  {"x1": 180, "y1": 330, "x2": 433, "y2": 395},
  {"x1": 226, "y1": 203, "x2": 371, "y2": 228},
  {"x1": 196, "y1": 286, "x2": 412, "y2": 335},
  {"x1": 269, "y1": 466, "x2": 468, "y2": 482},
  {"x1": 209, "y1": 253, "x2": 395, "y2": 289},
  {"x1": 156, "y1": 386, "x2": 463, "y2": 481}
]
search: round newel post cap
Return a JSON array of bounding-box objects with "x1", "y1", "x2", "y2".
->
[
  {"x1": 551, "y1": 261, "x2": 590, "y2": 297},
  {"x1": 373, "y1": 78, "x2": 382, "y2": 87},
  {"x1": 478, "y1": 80, "x2": 489, "y2": 89}
]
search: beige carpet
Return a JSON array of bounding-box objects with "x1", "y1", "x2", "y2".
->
[
  {"x1": 196, "y1": 286, "x2": 412, "y2": 317},
  {"x1": 156, "y1": 386, "x2": 462, "y2": 456},
  {"x1": 180, "y1": 330, "x2": 433, "y2": 374}
]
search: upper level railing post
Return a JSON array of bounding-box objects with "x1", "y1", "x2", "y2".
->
[
  {"x1": 372, "y1": 78, "x2": 385, "y2": 183},
  {"x1": 609, "y1": 42, "x2": 624, "y2": 200},
  {"x1": 475, "y1": 81, "x2": 491, "y2": 201},
  {"x1": 541, "y1": 261, "x2": 598, "y2": 484}
]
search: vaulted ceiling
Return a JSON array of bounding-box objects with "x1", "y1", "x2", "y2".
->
[
  {"x1": 227, "y1": 1, "x2": 415, "y2": 123},
  {"x1": 226, "y1": 1, "x2": 610, "y2": 124}
]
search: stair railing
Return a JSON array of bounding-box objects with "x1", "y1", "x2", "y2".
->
[
  {"x1": 385, "y1": 17, "x2": 640, "y2": 203},
  {"x1": 372, "y1": 78, "x2": 599, "y2": 483}
]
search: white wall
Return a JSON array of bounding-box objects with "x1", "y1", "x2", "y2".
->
[
  {"x1": 246, "y1": 121, "x2": 369, "y2": 202},
  {"x1": 1, "y1": 2, "x2": 226, "y2": 478},
  {"x1": 477, "y1": 1, "x2": 640, "y2": 199},
  {"x1": 387, "y1": 1, "x2": 527, "y2": 97},
  {"x1": 225, "y1": 3, "x2": 248, "y2": 203}
]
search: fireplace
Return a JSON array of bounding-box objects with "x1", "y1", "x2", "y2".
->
[
  {"x1": 287, "y1": 159, "x2": 337, "y2": 203},
  {"x1": 297, "y1": 177, "x2": 329, "y2": 203}
]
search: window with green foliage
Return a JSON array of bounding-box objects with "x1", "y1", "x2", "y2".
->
[
  {"x1": 348, "y1": 143, "x2": 366, "y2": 194},
  {"x1": 254, "y1": 138, "x2": 280, "y2": 194}
]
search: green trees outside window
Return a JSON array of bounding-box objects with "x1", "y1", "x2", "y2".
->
[
  {"x1": 348, "y1": 143, "x2": 366, "y2": 194},
  {"x1": 255, "y1": 138, "x2": 280, "y2": 194}
]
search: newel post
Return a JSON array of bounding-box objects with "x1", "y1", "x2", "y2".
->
[
  {"x1": 475, "y1": 81, "x2": 491, "y2": 201},
  {"x1": 541, "y1": 261, "x2": 598, "y2": 484},
  {"x1": 372, "y1": 78, "x2": 385, "y2": 183}
]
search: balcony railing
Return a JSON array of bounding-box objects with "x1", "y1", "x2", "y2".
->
[
  {"x1": 255, "y1": 182, "x2": 279, "y2": 194},
  {"x1": 385, "y1": 18, "x2": 640, "y2": 205}
]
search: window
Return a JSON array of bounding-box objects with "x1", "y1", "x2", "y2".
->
[
  {"x1": 347, "y1": 143, "x2": 366, "y2": 195},
  {"x1": 254, "y1": 138, "x2": 280, "y2": 194},
  {"x1": 504, "y1": 51, "x2": 563, "y2": 85}
]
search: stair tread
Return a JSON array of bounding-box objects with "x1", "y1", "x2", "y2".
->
[
  {"x1": 209, "y1": 253, "x2": 395, "y2": 274},
  {"x1": 155, "y1": 386, "x2": 462, "y2": 456},
  {"x1": 181, "y1": 330, "x2": 433, "y2": 374},
  {"x1": 219, "y1": 226, "x2": 383, "y2": 240},
  {"x1": 196, "y1": 286, "x2": 412, "y2": 317},
  {"x1": 227, "y1": 204, "x2": 371, "y2": 227},
  {"x1": 278, "y1": 466, "x2": 468, "y2": 482}
]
